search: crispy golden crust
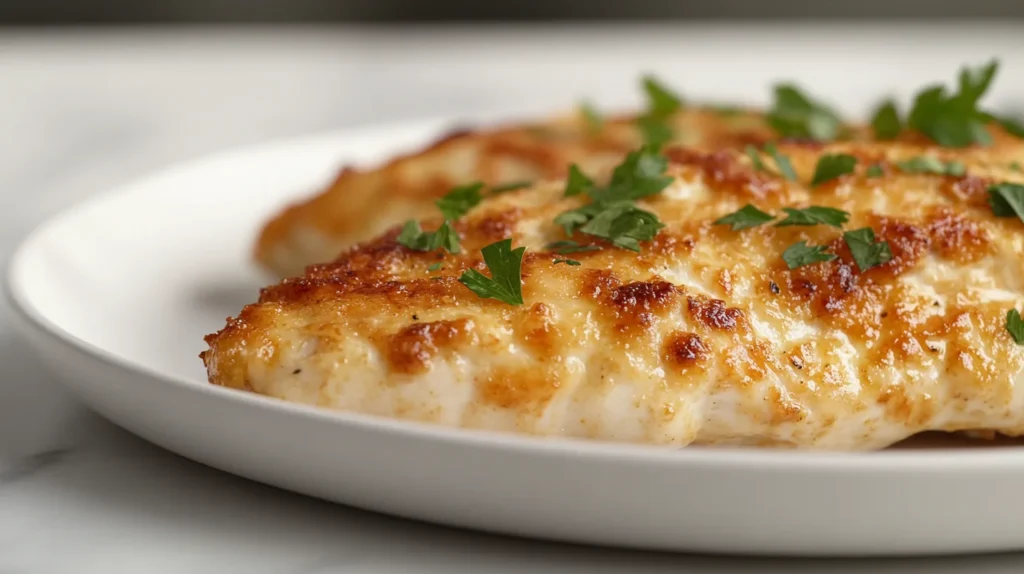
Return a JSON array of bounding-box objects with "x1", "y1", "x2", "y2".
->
[
  {"x1": 207, "y1": 134, "x2": 1024, "y2": 450},
  {"x1": 255, "y1": 108, "x2": 777, "y2": 277}
]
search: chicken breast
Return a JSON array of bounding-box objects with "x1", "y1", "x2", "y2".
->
[
  {"x1": 204, "y1": 133, "x2": 1024, "y2": 450},
  {"x1": 255, "y1": 107, "x2": 776, "y2": 277}
]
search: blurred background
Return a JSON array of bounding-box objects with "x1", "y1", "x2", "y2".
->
[{"x1": 4, "y1": 0, "x2": 1024, "y2": 23}]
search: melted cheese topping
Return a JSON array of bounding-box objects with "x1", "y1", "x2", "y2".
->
[{"x1": 207, "y1": 137, "x2": 1024, "y2": 450}]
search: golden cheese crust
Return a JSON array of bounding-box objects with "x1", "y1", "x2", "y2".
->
[
  {"x1": 207, "y1": 133, "x2": 1024, "y2": 450},
  {"x1": 255, "y1": 107, "x2": 778, "y2": 277}
]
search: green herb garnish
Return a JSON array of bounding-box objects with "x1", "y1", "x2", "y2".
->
[
  {"x1": 811, "y1": 154, "x2": 858, "y2": 186},
  {"x1": 636, "y1": 115, "x2": 674, "y2": 151},
  {"x1": 1011, "y1": 161, "x2": 1023, "y2": 172},
  {"x1": 764, "y1": 142, "x2": 798, "y2": 181},
  {"x1": 843, "y1": 228, "x2": 892, "y2": 272},
  {"x1": 427, "y1": 262, "x2": 442, "y2": 272},
  {"x1": 907, "y1": 60, "x2": 998, "y2": 147},
  {"x1": 776, "y1": 206, "x2": 850, "y2": 228},
  {"x1": 767, "y1": 84, "x2": 843, "y2": 141},
  {"x1": 745, "y1": 145, "x2": 768, "y2": 172},
  {"x1": 988, "y1": 183, "x2": 1024, "y2": 223},
  {"x1": 1006, "y1": 309, "x2": 1024, "y2": 344},
  {"x1": 713, "y1": 204, "x2": 774, "y2": 230},
  {"x1": 397, "y1": 220, "x2": 461, "y2": 254},
  {"x1": 994, "y1": 115, "x2": 1024, "y2": 139},
  {"x1": 458, "y1": 239, "x2": 526, "y2": 306},
  {"x1": 435, "y1": 182, "x2": 484, "y2": 220},
  {"x1": 490, "y1": 181, "x2": 532, "y2": 194},
  {"x1": 896, "y1": 156, "x2": 965, "y2": 176},
  {"x1": 871, "y1": 99, "x2": 902, "y2": 140},
  {"x1": 865, "y1": 163, "x2": 885, "y2": 178},
  {"x1": 641, "y1": 75, "x2": 683, "y2": 117},
  {"x1": 553, "y1": 259, "x2": 581, "y2": 266},
  {"x1": 782, "y1": 241, "x2": 836, "y2": 269},
  {"x1": 564, "y1": 164, "x2": 594, "y2": 197},
  {"x1": 580, "y1": 101, "x2": 604, "y2": 133},
  {"x1": 576, "y1": 202, "x2": 665, "y2": 252}
]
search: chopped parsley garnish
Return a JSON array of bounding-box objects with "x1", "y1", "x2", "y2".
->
[
  {"x1": 637, "y1": 116, "x2": 674, "y2": 151},
  {"x1": 553, "y1": 259, "x2": 581, "y2": 266},
  {"x1": 580, "y1": 100, "x2": 604, "y2": 133},
  {"x1": 576, "y1": 202, "x2": 665, "y2": 252},
  {"x1": 843, "y1": 228, "x2": 893, "y2": 272},
  {"x1": 427, "y1": 262, "x2": 442, "y2": 272},
  {"x1": 713, "y1": 204, "x2": 774, "y2": 230},
  {"x1": 435, "y1": 182, "x2": 484, "y2": 220},
  {"x1": 636, "y1": 75, "x2": 683, "y2": 151},
  {"x1": 767, "y1": 83, "x2": 843, "y2": 141},
  {"x1": 776, "y1": 206, "x2": 850, "y2": 228},
  {"x1": 490, "y1": 180, "x2": 532, "y2": 194},
  {"x1": 745, "y1": 145, "x2": 768, "y2": 171},
  {"x1": 988, "y1": 183, "x2": 1024, "y2": 223},
  {"x1": 1006, "y1": 309, "x2": 1024, "y2": 344},
  {"x1": 564, "y1": 164, "x2": 594, "y2": 197},
  {"x1": 907, "y1": 60, "x2": 998, "y2": 147},
  {"x1": 545, "y1": 240, "x2": 602, "y2": 254},
  {"x1": 871, "y1": 99, "x2": 902, "y2": 140},
  {"x1": 764, "y1": 142, "x2": 798, "y2": 181},
  {"x1": 782, "y1": 241, "x2": 836, "y2": 269},
  {"x1": 811, "y1": 154, "x2": 858, "y2": 186},
  {"x1": 457, "y1": 239, "x2": 525, "y2": 306},
  {"x1": 554, "y1": 147, "x2": 672, "y2": 250},
  {"x1": 1011, "y1": 161, "x2": 1023, "y2": 172},
  {"x1": 896, "y1": 156, "x2": 965, "y2": 176},
  {"x1": 397, "y1": 220, "x2": 461, "y2": 254},
  {"x1": 865, "y1": 163, "x2": 885, "y2": 178},
  {"x1": 641, "y1": 75, "x2": 684, "y2": 117}
]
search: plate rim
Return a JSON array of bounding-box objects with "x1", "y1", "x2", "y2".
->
[{"x1": 9, "y1": 116, "x2": 1024, "y2": 470}]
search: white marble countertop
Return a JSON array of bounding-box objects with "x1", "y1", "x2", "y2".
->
[{"x1": 5, "y1": 24, "x2": 1024, "y2": 572}]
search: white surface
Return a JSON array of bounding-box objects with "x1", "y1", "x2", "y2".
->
[{"x1": 5, "y1": 24, "x2": 1024, "y2": 572}]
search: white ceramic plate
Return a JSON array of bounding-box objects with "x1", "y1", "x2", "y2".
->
[{"x1": 9, "y1": 118, "x2": 1024, "y2": 558}]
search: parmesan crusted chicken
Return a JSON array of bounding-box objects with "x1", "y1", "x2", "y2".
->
[
  {"x1": 255, "y1": 106, "x2": 776, "y2": 277},
  {"x1": 204, "y1": 133, "x2": 1024, "y2": 450}
]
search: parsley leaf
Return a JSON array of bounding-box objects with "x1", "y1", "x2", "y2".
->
[
  {"x1": 767, "y1": 83, "x2": 843, "y2": 141},
  {"x1": 843, "y1": 228, "x2": 893, "y2": 272},
  {"x1": 435, "y1": 182, "x2": 484, "y2": 220},
  {"x1": 871, "y1": 99, "x2": 902, "y2": 139},
  {"x1": 555, "y1": 147, "x2": 672, "y2": 250},
  {"x1": 545, "y1": 240, "x2": 602, "y2": 254},
  {"x1": 988, "y1": 183, "x2": 1024, "y2": 223},
  {"x1": 907, "y1": 60, "x2": 998, "y2": 147},
  {"x1": 865, "y1": 163, "x2": 885, "y2": 178},
  {"x1": 641, "y1": 75, "x2": 684, "y2": 117},
  {"x1": 554, "y1": 259, "x2": 582, "y2": 266},
  {"x1": 577, "y1": 202, "x2": 665, "y2": 252},
  {"x1": 636, "y1": 115, "x2": 674, "y2": 151},
  {"x1": 782, "y1": 241, "x2": 836, "y2": 269},
  {"x1": 397, "y1": 220, "x2": 462, "y2": 254},
  {"x1": 745, "y1": 145, "x2": 768, "y2": 171},
  {"x1": 1007, "y1": 309, "x2": 1024, "y2": 344},
  {"x1": 811, "y1": 154, "x2": 858, "y2": 186},
  {"x1": 1011, "y1": 161, "x2": 1023, "y2": 172},
  {"x1": 564, "y1": 164, "x2": 594, "y2": 197},
  {"x1": 457, "y1": 239, "x2": 526, "y2": 306},
  {"x1": 776, "y1": 206, "x2": 850, "y2": 228},
  {"x1": 490, "y1": 181, "x2": 532, "y2": 194},
  {"x1": 594, "y1": 148, "x2": 674, "y2": 202},
  {"x1": 713, "y1": 204, "x2": 774, "y2": 230},
  {"x1": 764, "y1": 142, "x2": 798, "y2": 181},
  {"x1": 580, "y1": 100, "x2": 604, "y2": 133},
  {"x1": 427, "y1": 262, "x2": 442, "y2": 272},
  {"x1": 896, "y1": 156, "x2": 965, "y2": 176}
]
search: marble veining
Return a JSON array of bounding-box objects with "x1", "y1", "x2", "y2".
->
[{"x1": 5, "y1": 25, "x2": 1024, "y2": 573}]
